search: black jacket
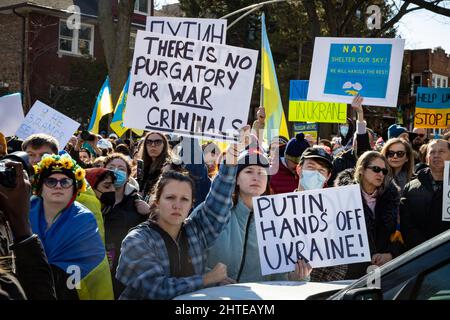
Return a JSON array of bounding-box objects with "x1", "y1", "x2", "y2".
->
[
  {"x1": 0, "y1": 234, "x2": 56, "y2": 300},
  {"x1": 400, "y1": 168, "x2": 450, "y2": 250},
  {"x1": 335, "y1": 176, "x2": 400, "y2": 279}
]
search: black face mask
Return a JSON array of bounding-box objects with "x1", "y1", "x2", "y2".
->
[{"x1": 99, "y1": 191, "x2": 116, "y2": 206}]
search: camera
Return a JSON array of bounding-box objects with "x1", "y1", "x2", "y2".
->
[
  {"x1": 80, "y1": 130, "x2": 96, "y2": 141},
  {"x1": 0, "y1": 151, "x2": 32, "y2": 188}
]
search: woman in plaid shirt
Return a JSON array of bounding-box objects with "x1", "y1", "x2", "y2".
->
[{"x1": 115, "y1": 132, "x2": 246, "y2": 300}]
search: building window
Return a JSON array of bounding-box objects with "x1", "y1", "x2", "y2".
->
[
  {"x1": 129, "y1": 32, "x2": 136, "y2": 50},
  {"x1": 444, "y1": 79, "x2": 448, "y2": 88},
  {"x1": 411, "y1": 74, "x2": 422, "y2": 95},
  {"x1": 59, "y1": 20, "x2": 94, "y2": 56},
  {"x1": 134, "y1": 0, "x2": 149, "y2": 14}
]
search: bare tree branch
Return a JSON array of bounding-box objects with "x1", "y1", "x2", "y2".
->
[
  {"x1": 302, "y1": 0, "x2": 321, "y2": 38},
  {"x1": 339, "y1": 0, "x2": 366, "y2": 35},
  {"x1": 320, "y1": 0, "x2": 338, "y2": 36},
  {"x1": 407, "y1": 0, "x2": 450, "y2": 17}
]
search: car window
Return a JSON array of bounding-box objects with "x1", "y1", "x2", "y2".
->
[{"x1": 415, "y1": 261, "x2": 450, "y2": 300}]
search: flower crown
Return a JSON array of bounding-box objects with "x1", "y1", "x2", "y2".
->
[{"x1": 33, "y1": 154, "x2": 87, "y2": 193}]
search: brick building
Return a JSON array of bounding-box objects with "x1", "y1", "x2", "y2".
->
[{"x1": 0, "y1": 0, "x2": 181, "y2": 126}]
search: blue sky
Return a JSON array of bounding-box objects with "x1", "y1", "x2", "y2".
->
[{"x1": 156, "y1": 1, "x2": 450, "y2": 53}]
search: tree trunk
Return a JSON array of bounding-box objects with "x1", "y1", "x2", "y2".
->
[{"x1": 98, "y1": 0, "x2": 134, "y2": 105}]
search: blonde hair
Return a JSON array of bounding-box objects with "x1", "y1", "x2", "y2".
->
[{"x1": 381, "y1": 138, "x2": 414, "y2": 181}]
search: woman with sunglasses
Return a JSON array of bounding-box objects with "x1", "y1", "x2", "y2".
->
[
  {"x1": 136, "y1": 132, "x2": 172, "y2": 200},
  {"x1": 381, "y1": 138, "x2": 414, "y2": 192},
  {"x1": 29, "y1": 154, "x2": 113, "y2": 300},
  {"x1": 348, "y1": 151, "x2": 400, "y2": 279}
]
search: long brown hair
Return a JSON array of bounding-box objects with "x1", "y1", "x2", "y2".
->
[
  {"x1": 354, "y1": 151, "x2": 392, "y2": 194},
  {"x1": 381, "y1": 138, "x2": 414, "y2": 181},
  {"x1": 137, "y1": 132, "x2": 171, "y2": 177},
  {"x1": 148, "y1": 170, "x2": 195, "y2": 221}
]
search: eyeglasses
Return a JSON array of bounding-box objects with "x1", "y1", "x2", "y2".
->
[
  {"x1": 44, "y1": 177, "x2": 74, "y2": 189},
  {"x1": 386, "y1": 150, "x2": 406, "y2": 158},
  {"x1": 146, "y1": 139, "x2": 163, "y2": 147},
  {"x1": 417, "y1": 134, "x2": 425, "y2": 138},
  {"x1": 367, "y1": 165, "x2": 389, "y2": 175}
]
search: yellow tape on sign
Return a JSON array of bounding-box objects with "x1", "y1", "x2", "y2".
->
[
  {"x1": 414, "y1": 107, "x2": 450, "y2": 129},
  {"x1": 289, "y1": 101, "x2": 347, "y2": 123}
]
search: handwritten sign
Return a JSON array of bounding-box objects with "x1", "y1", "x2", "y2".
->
[
  {"x1": 307, "y1": 37, "x2": 405, "y2": 107},
  {"x1": 414, "y1": 87, "x2": 450, "y2": 129},
  {"x1": 253, "y1": 185, "x2": 371, "y2": 275},
  {"x1": 123, "y1": 31, "x2": 258, "y2": 141},
  {"x1": 146, "y1": 17, "x2": 227, "y2": 44},
  {"x1": 15, "y1": 100, "x2": 80, "y2": 148},
  {"x1": 289, "y1": 101, "x2": 347, "y2": 123},
  {"x1": 0, "y1": 93, "x2": 25, "y2": 137},
  {"x1": 442, "y1": 161, "x2": 450, "y2": 222}
]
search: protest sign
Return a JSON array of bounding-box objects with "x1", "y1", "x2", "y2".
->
[
  {"x1": 293, "y1": 123, "x2": 317, "y2": 145},
  {"x1": 252, "y1": 185, "x2": 371, "y2": 275},
  {"x1": 146, "y1": 16, "x2": 227, "y2": 44},
  {"x1": 288, "y1": 100, "x2": 347, "y2": 123},
  {"x1": 414, "y1": 87, "x2": 450, "y2": 129},
  {"x1": 0, "y1": 93, "x2": 25, "y2": 137},
  {"x1": 15, "y1": 100, "x2": 80, "y2": 148},
  {"x1": 307, "y1": 37, "x2": 405, "y2": 107},
  {"x1": 123, "y1": 31, "x2": 258, "y2": 141},
  {"x1": 442, "y1": 161, "x2": 450, "y2": 222}
]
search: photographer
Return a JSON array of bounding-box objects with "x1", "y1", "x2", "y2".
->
[{"x1": 0, "y1": 159, "x2": 56, "y2": 300}]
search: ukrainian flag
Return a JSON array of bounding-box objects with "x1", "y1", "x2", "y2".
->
[
  {"x1": 88, "y1": 77, "x2": 113, "y2": 134},
  {"x1": 261, "y1": 13, "x2": 289, "y2": 143},
  {"x1": 110, "y1": 75, "x2": 144, "y2": 137}
]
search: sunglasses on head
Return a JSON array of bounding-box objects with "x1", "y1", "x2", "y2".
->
[
  {"x1": 44, "y1": 177, "x2": 74, "y2": 189},
  {"x1": 146, "y1": 139, "x2": 163, "y2": 146},
  {"x1": 367, "y1": 165, "x2": 388, "y2": 175},
  {"x1": 387, "y1": 150, "x2": 406, "y2": 158}
]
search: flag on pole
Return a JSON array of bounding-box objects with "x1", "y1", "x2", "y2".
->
[
  {"x1": 110, "y1": 75, "x2": 144, "y2": 137},
  {"x1": 88, "y1": 77, "x2": 113, "y2": 134},
  {"x1": 261, "y1": 13, "x2": 289, "y2": 143}
]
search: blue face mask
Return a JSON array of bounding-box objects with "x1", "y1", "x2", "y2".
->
[
  {"x1": 300, "y1": 170, "x2": 327, "y2": 190},
  {"x1": 340, "y1": 125, "x2": 349, "y2": 137},
  {"x1": 113, "y1": 169, "x2": 127, "y2": 188}
]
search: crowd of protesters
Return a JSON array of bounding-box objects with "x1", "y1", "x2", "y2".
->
[{"x1": 1, "y1": 94, "x2": 449, "y2": 300}]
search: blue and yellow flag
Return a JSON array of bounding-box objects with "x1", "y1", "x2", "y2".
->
[
  {"x1": 261, "y1": 13, "x2": 289, "y2": 143},
  {"x1": 88, "y1": 77, "x2": 113, "y2": 134},
  {"x1": 110, "y1": 75, "x2": 144, "y2": 137}
]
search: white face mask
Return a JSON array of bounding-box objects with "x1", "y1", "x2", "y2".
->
[
  {"x1": 340, "y1": 125, "x2": 349, "y2": 137},
  {"x1": 300, "y1": 170, "x2": 327, "y2": 190}
]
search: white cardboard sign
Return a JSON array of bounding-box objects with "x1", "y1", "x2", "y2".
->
[
  {"x1": 15, "y1": 100, "x2": 80, "y2": 149},
  {"x1": 253, "y1": 185, "x2": 371, "y2": 276},
  {"x1": 442, "y1": 161, "x2": 450, "y2": 221},
  {"x1": 0, "y1": 93, "x2": 25, "y2": 137},
  {"x1": 123, "y1": 31, "x2": 258, "y2": 141}
]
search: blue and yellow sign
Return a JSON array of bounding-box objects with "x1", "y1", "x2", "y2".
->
[
  {"x1": 414, "y1": 87, "x2": 450, "y2": 129},
  {"x1": 324, "y1": 44, "x2": 392, "y2": 98}
]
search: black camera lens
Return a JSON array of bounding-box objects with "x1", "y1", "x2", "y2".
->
[{"x1": 0, "y1": 151, "x2": 32, "y2": 188}]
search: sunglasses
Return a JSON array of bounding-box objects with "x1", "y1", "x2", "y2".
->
[
  {"x1": 387, "y1": 150, "x2": 406, "y2": 158},
  {"x1": 44, "y1": 177, "x2": 74, "y2": 189},
  {"x1": 367, "y1": 165, "x2": 388, "y2": 175},
  {"x1": 146, "y1": 139, "x2": 163, "y2": 147}
]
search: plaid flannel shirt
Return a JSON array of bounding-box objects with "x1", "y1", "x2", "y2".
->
[{"x1": 116, "y1": 165, "x2": 237, "y2": 300}]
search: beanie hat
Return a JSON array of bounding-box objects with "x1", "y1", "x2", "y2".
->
[
  {"x1": 32, "y1": 154, "x2": 87, "y2": 195},
  {"x1": 237, "y1": 147, "x2": 269, "y2": 176},
  {"x1": 388, "y1": 124, "x2": 407, "y2": 140},
  {"x1": 284, "y1": 133, "x2": 310, "y2": 164},
  {"x1": 85, "y1": 168, "x2": 116, "y2": 189},
  {"x1": 0, "y1": 132, "x2": 7, "y2": 156}
]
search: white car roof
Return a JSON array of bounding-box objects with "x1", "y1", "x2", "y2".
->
[{"x1": 174, "y1": 281, "x2": 353, "y2": 300}]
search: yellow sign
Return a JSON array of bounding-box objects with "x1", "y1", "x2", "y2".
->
[
  {"x1": 414, "y1": 107, "x2": 450, "y2": 129},
  {"x1": 289, "y1": 101, "x2": 347, "y2": 123}
]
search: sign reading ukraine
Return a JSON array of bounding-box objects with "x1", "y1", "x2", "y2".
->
[
  {"x1": 414, "y1": 87, "x2": 450, "y2": 129},
  {"x1": 308, "y1": 38, "x2": 405, "y2": 107}
]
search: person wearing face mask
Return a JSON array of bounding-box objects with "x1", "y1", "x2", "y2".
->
[
  {"x1": 294, "y1": 147, "x2": 350, "y2": 282},
  {"x1": 102, "y1": 153, "x2": 150, "y2": 298}
]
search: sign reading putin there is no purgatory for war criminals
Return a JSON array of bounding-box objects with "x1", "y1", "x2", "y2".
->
[
  {"x1": 123, "y1": 30, "x2": 258, "y2": 141},
  {"x1": 252, "y1": 185, "x2": 371, "y2": 276}
]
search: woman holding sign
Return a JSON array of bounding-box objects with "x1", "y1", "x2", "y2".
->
[
  {"x1": 115, "y1": 127, "x2": 250, "y2": 300},
  {"x1": 348, "y1": 151, "x2": 400, "y2": 279},
  {"x1": 206, "y1": 143, "x2": 312, "y2": 283}
]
